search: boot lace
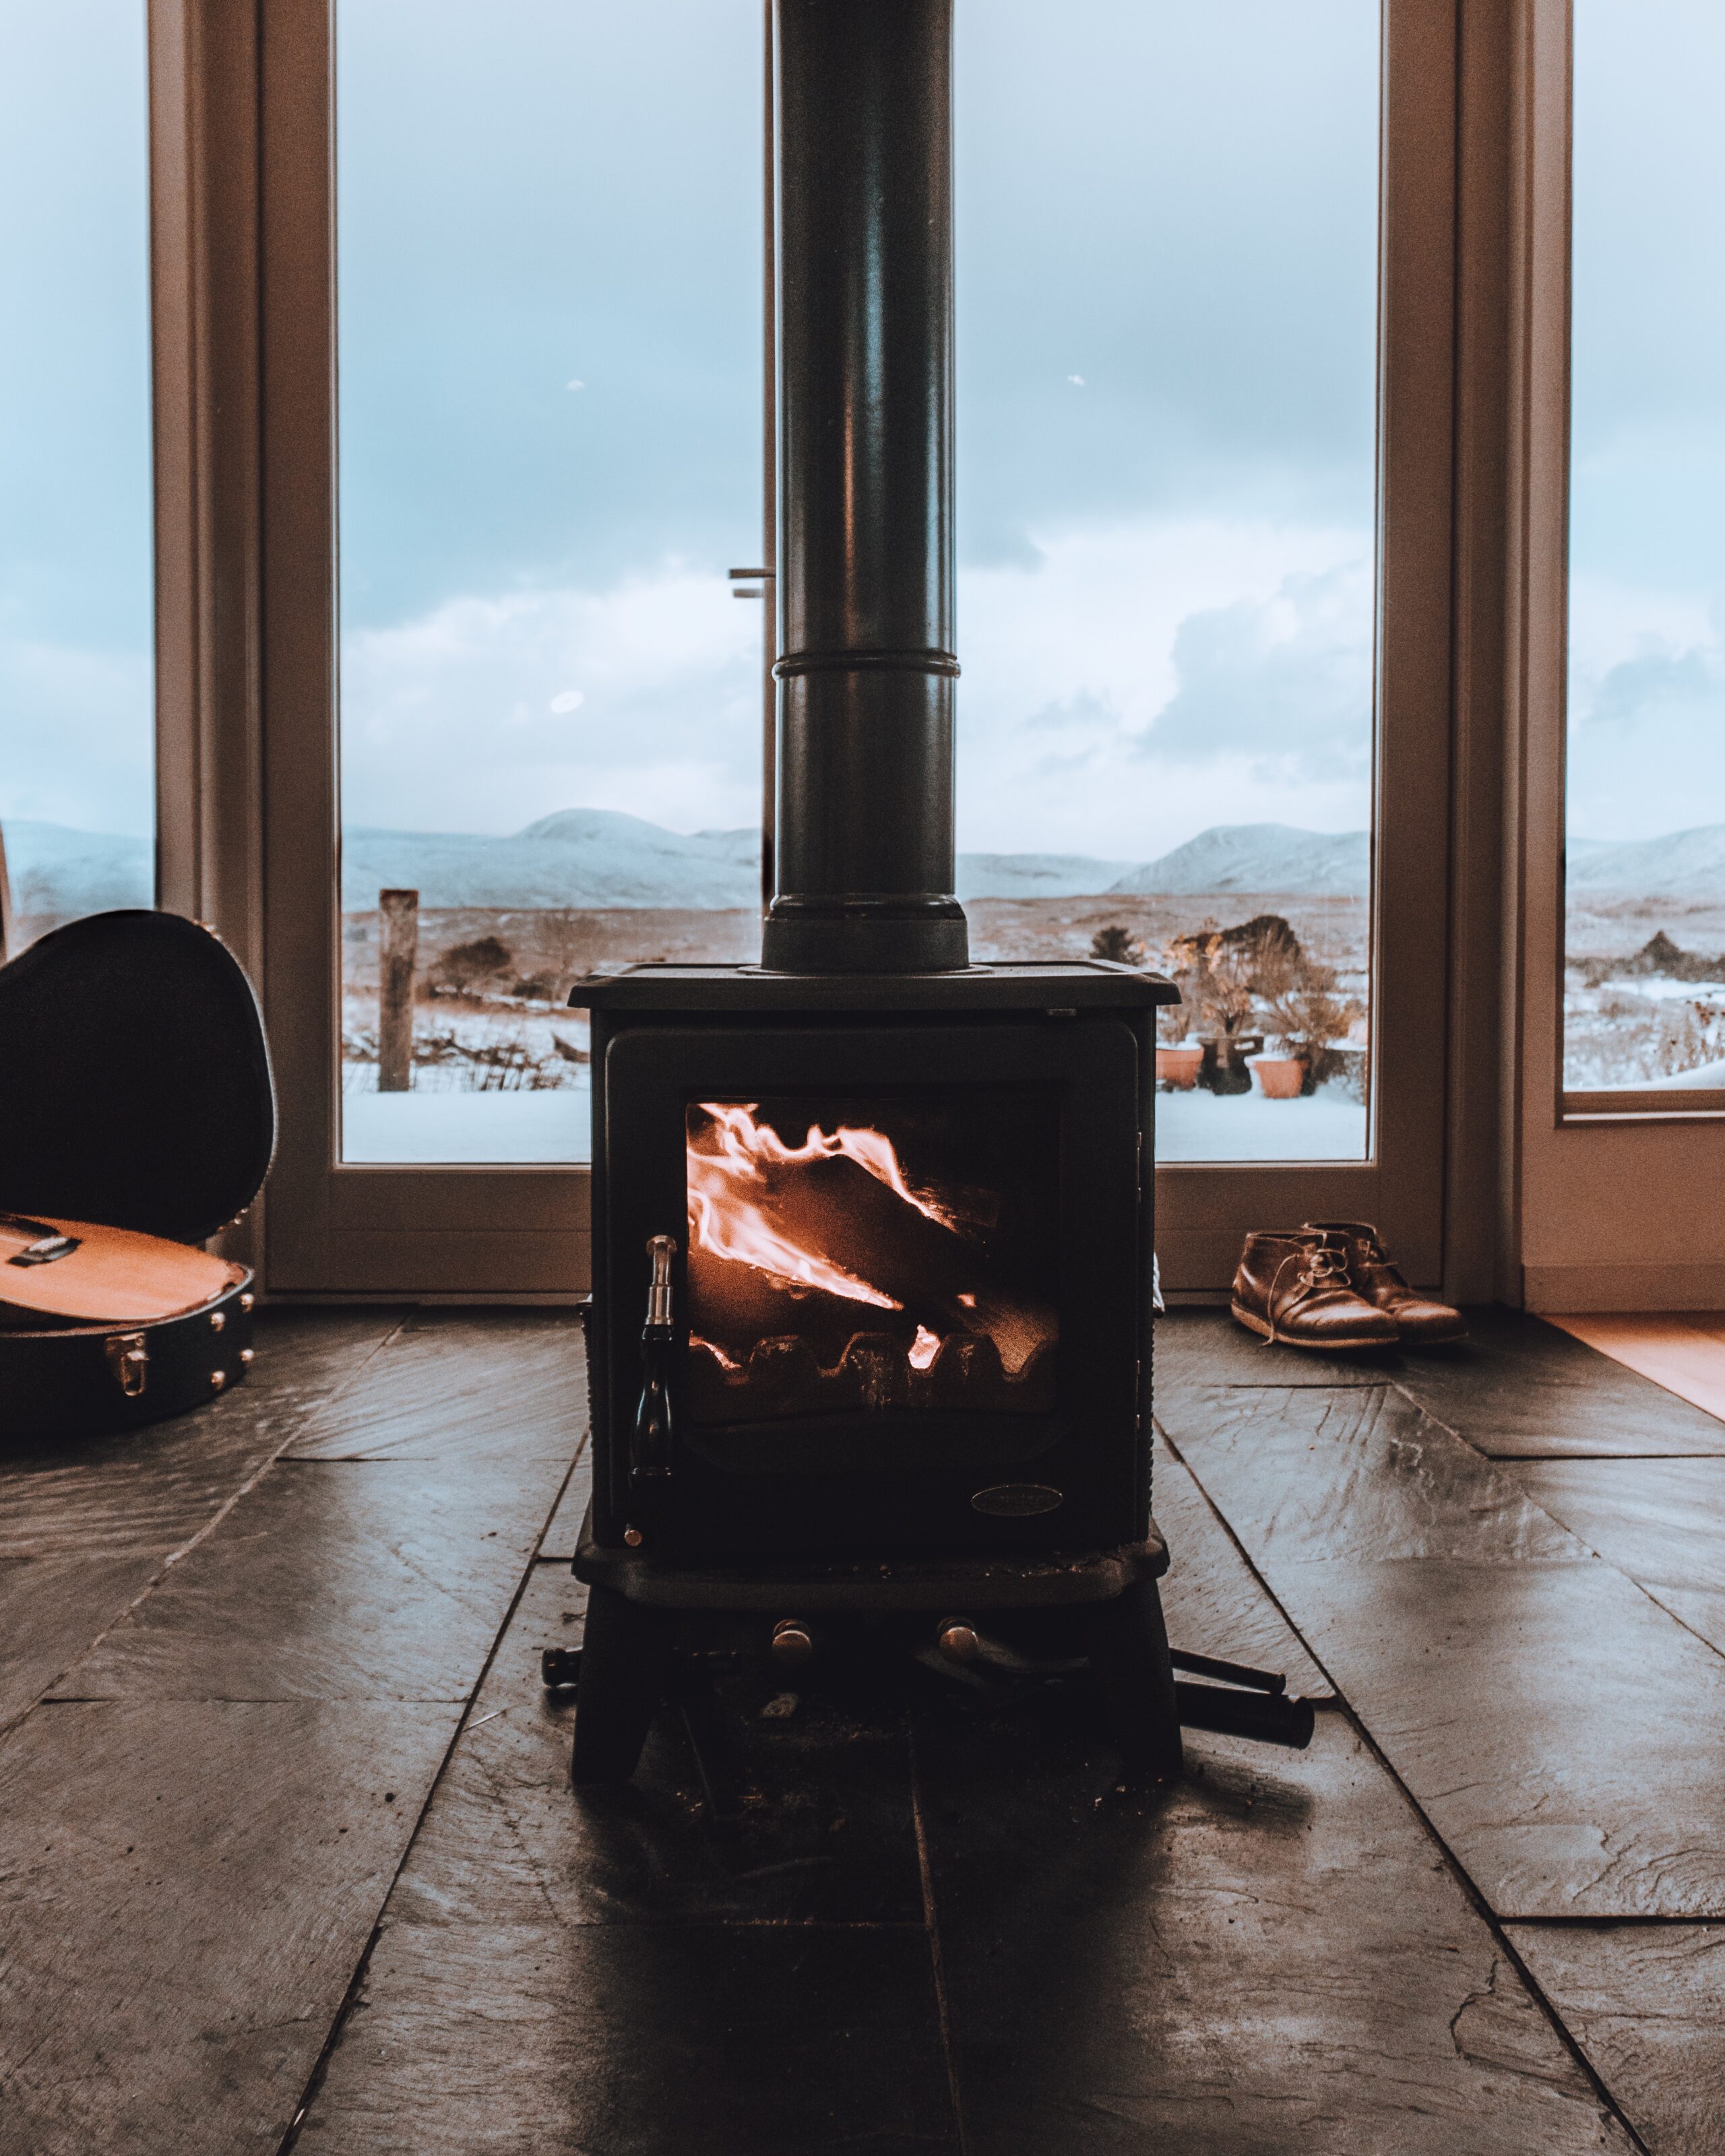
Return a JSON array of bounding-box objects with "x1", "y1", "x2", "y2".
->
[{"x1": 1263, "y1": 1243, "x2": 1349, "y2": 1347}]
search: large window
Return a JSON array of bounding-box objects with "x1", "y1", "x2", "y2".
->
[
  {"x1": 1564, "y1": 0, "x2": 1725, "y2": 1102},
  {"x1": 334, "y1": 0, "x2": 763, "y2": 1166},
  {"x1": 955, "y1": 0, "x2": 1381, "y2": 1163},
  {"x1": 0, "y1": 0, "x2": 154, "y2": 956}
]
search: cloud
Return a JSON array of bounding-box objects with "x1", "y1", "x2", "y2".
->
[
  {"x1": 0, "y1": 632, "x2": 153, "y2": 835},
  {"x1": 340, "y1": 557, "x2": 761, "y2": 834},
  {"x1": 1143, "y1": 561, "x2": 1375, "y2": 779},
  {"x1": 1586, "y1": 642, "x2": 1722, "y2": 729},
  {"x1": 1565, "y1": 592, "x2": 1725, "y2": 840},
  {"x1": 955, "y1": 515, "x2": 1375, "y2": 857}
]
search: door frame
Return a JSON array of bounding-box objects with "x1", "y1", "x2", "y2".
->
[
  {"x1": 241, "y1": 0, "x2": 1459, "y2": 1298},
  {"x1": 1158, "y1": 0, "x2": 1459, "y2": 1292}
]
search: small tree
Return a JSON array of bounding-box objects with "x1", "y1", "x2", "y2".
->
[
  {"x1": 1259, "y1": 957, "x2": 1366, "y2": 1085},
  {"x1": 1164, "y1": 916, "x2": 1305, "y2": 1078},
  {"x1": 1089, "y1": 922, "x2": 1146, "y2": 968},
  {"x1": 435, "y1": 934, "x2": 513, "y2": 996},
  {"x1": 1166, "y1": 925, "x2": 1251, "y2": 1076}
]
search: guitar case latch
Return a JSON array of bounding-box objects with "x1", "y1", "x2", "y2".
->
[{"x1": 105, "y1": 1332, "x2": 150, "y2": 1399}]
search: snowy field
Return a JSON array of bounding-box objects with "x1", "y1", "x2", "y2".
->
[
  {"x1": 1154, "y1": 1082, "x2": 1367, "y2": 1163},
  {"x1": 340, "y1": 1067, "x2": 1365, "y2": 1167},
  {"x1": 342, "y1": 1082, "x2": 590, "y2": 1164},
  {"x1": 1563, "y1": 972, "x2": 1725, "y2": 1089}
]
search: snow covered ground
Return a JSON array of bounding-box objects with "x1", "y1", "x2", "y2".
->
[
  {"x1": 1564, "y1": 971, "x2": 1725, "y2": 1089},
  {"x1": 1155, "y1": 1081, "x2": 1368, "y2": 1163},
  {"x1": 343, "y1": 1078, "x2": 591, "y2": 1164}
]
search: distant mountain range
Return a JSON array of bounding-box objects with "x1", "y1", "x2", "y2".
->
[
  {"x1": 1106, "y1": 824, "x2": 1370, "y2": 897},
  {"x1": 1, "y1": 821, "x2": 154, "y2": 924},
  {"x1": 8, "y1": 812, "x2": 1722, "y2": 931},
  {"x1": 1567, "y1": 825, "x2": 1725, "y2": 898}
]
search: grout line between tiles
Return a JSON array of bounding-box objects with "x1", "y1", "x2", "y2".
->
[
  {"x1": 275, "y1": 1419, "x2": 584, "y2": 2156},
  {"x1": 0, "y1": 1315, "x2": 412, "y2": 1745},
  {"x1": 1155, "y1": 1409, "x2": 1654, "y2": 2155},
  {"x1": 908, "y1": 1718, "x2": 971, "y2": 2156},
  {"x1": 1504, "y1": 1913, "x2": 1725, "y2": 1929}
]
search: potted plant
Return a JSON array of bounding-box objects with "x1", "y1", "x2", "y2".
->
[
  {"x1": 1255, "y1": 956, "x2": 1365, "y2": 1099},
  {"x1": 1156, "y1": 1039, "x2": 1205, "y2": 1088},
  {"x1": 1247, "y1": 1045, "x2": 1307, "y2": 1099},
  {"x1": 1165, "y1": 925, "x2": 1255, "y2": 1093},
  {"x1": 1152, "y1": 989, "x2": 1202, "y2": 1086}
]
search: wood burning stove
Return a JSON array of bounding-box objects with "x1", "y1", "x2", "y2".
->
[
  {"x1": 582, "y1": 967, "x2": 1166, "y2": 1567},
  {"x1": 561, "y1": 0, "x2": 1311, "y2": 1784}
]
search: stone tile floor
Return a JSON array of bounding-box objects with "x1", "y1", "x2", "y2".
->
[{"x1": 3, "y1": 1306, "x2": 1722, "y2": 2152}]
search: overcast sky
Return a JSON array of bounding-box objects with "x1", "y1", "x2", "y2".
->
[
  {"x1": 1567, "y1": 0, "x2": 1725, "y2": 844},
  {"x1": 3, "y1": 0, "x2": 1717, "y2": 858}
]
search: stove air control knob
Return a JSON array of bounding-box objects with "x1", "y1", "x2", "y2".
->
[
  {"x1": 770, "y1": 1618, "x2": 815, "y2": 1668},
  {"x1": 937, "y1": 1622, "x2": 980, "y2": 1663}
]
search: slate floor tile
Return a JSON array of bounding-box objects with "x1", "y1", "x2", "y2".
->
[
  {"x1": 387, "y1": 1563, "x2": 927, "y2": 1930},
  {"x1": 1151, "y1": 1434, "x2": 1331, "y2": 1699},
  {"x1": 283, "y1": 1311, "x2": 584, "y2": 1464},
  {"x1": 55, "y1": 1455, "x2": 567, "y2": 1704},
  {"x1": 0, "y1": 1697, "x2": 460, "y2": 2156},
  {"x1": 1393, "y1": 1305, "x2": 1725, "y2": 1458},
  {"x1": 1510, "y1": 1455, "x2": 1725, "y2": 1657},
  {"x1": 1154, "y1": 1308, "x2": 1390, "y2": 1390},
  {"x1": 537, "y1": 1436, "x2": 592, "y2": 1562},
  {"x1": 296, "y1": 1919, "x2": 957, "y2": 2156},
  {"x1": 1157, "y1": 1382, "x2": 1577, "y2": 1564},
  {"x1": 0, "y1": 1311, "x2": 402, "y2": 1725},
  {"x1": 915, "y1": 1697, "x2": 1631, "y2": 2155},
  {"x1": 1169, "y1": 1383, "x2": 1725, "y2": 1916},
  {"x1": 1507, "y1": 1922, "x2": 1725, "y2": 2155}
]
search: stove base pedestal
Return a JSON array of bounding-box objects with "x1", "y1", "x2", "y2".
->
[{"x1": 568, "y1": 1507, "x2": 1180, "y2": 1786}]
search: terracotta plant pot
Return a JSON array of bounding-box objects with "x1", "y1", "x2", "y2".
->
[
  {"x1": 1249, "y1": 1054, "x2": 1307, "y2": 1100},
  {"x1": 1156, "y1": 1044, "x2": 1205, "y2": 1089}
]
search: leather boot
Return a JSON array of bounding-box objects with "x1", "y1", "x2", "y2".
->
[
  {"x1": 1302, "y1": 1220, "x2": 1466, "y2": 1345},
  {"x1": 1230, "y1": 1229, "x2": 1400, "y2": 1350}
]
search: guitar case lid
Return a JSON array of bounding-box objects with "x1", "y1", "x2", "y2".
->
[{"x1": 0, "y1": 910, "x2": 276, "y2": 1244}]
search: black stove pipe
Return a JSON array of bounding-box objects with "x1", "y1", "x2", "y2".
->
[{"x1": 761, "y1": 0, "x2": 970, "y2": 974}]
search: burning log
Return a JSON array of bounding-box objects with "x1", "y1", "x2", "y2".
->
[{"x1": 685, "y1": 1100, "x2": 1057, "y2": 1417}]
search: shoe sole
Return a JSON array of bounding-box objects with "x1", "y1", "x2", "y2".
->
[
  {"x1": 1399, "y1": 1324, "x2": 1468, "y2": 1348},
  {"x1": 1228, "y1": 1300, "x2": 1397, "y2": 1352}
]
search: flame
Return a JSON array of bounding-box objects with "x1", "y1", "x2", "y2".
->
[
  {"x1": 687, "y1": 1102, "x2": 903, "y2": 1308},
  {"x1": 686, "y1": 1101, "x2": 1055, "y2": 1397},
  {"x1": 692, "y1": 1102, "x2": 960, "y2": 1232}
]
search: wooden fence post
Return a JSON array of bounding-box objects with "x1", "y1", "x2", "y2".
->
[{"x1": 378, "y1": 888, "x2": 419, "y2": 1091}]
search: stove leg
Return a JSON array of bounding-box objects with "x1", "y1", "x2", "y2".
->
[
  {"x1": 1088, "y1": 1577, "x2": 1184, "y2": 1785},
  {"x1": 570, "y1": 1583, "x2": 674, "y2": 1785}
]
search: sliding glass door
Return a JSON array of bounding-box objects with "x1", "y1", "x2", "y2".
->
[
  {"x1": 955, "y1": 0, "x2": 1455, "y2": 1288},
  {"x1": 261, "y1": 0, "x2": 1453, "y2": 1294},
  {"x1": 261, "y1": 0, "x2": 764, "y2": 1289},
  {"x1": 334, "y1": 0, "x2": 765, "y2": 1170},
  {"x1": 1562, "y1": 0, "x2": 1725, "y2": 1116},
  {"x1": 0, "y1": 0, "x2": 154, "y2": 959}
]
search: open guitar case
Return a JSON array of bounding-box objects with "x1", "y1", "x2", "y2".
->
[{"x1": 0, "y1": 910, "x2": 276, "y2": 1438}]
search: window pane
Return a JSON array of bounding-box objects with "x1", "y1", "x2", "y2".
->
[
  {"x1": 955, "y1": 1, "x2": 1379, "y2": 1162},
  {"x1": 0, "y1": 0, "x2": 154, "y2": 956},
  {"x1": 1565, "y1": 1, "x2": 1725, "y2": 1093},
  {"x1": 336, "y1": 0, "x2": 763, "y2": 1165}
]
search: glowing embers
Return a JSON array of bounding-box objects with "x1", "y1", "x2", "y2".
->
[{"x1": 685, "y1": 1095, "x2": 1059, "y2": 1422}]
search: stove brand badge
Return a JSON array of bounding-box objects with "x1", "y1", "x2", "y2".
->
[{"x1": 970, "y1": 1483, "x2": 1063, "y2": 1517}]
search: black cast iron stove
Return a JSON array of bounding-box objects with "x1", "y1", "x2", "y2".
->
[{"x1": 563, "y1": 0, "x2": 1311, "y2": 1783}]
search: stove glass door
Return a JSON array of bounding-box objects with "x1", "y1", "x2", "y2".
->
[{"x1": 685, "y1": 1091, "x2": 1060, "y2": 1424}]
